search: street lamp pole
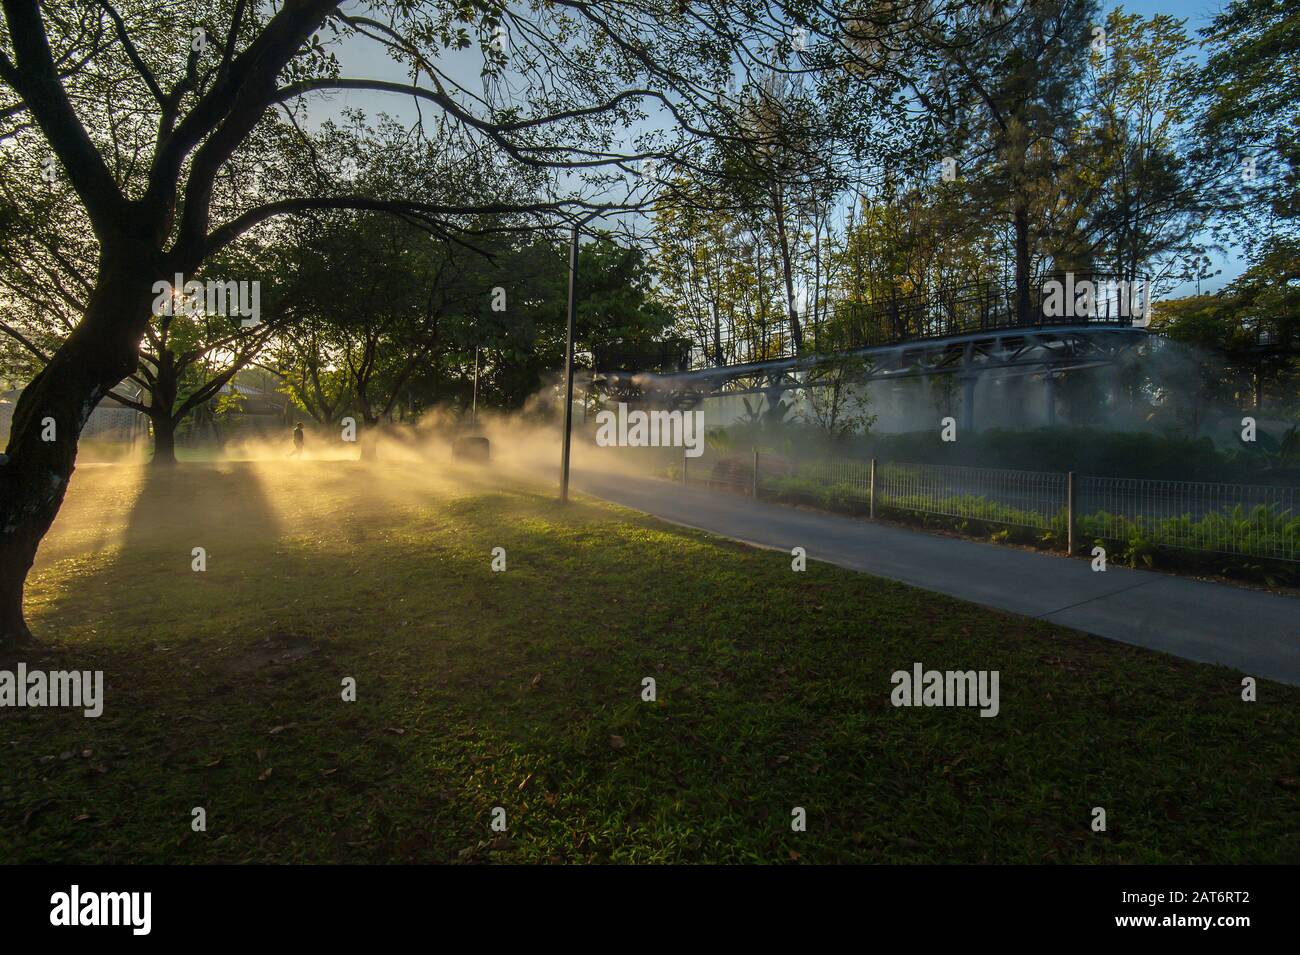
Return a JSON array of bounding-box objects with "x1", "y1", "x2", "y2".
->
[
  {"x1": 471, "y1": 346, "x2": 479, "y2": 428},
  {"x1": 560, "y1": 221, "x2": 579, "y2": 503}
]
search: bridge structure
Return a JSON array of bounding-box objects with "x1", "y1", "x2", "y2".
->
[{"x1": 592, "y1": 272, "x2": 1152, "y2": 429}]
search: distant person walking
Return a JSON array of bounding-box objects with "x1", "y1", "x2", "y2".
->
[{"x1": 289, "y1": 422, "x2": 305, "y2": 458}]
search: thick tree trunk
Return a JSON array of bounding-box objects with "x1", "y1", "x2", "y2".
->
[
  {"x1": 150, "y1": 413, "x2": 178, "y2": 468},
  {"x1": 0, "y1": 518, "x2": 36, "y2": 647},
  {"x1": 0, "y1": 256, "x2": 152, "y2": 648},
  {"x1": 1013, "y1": 203, "x2": 1031, "y2": 326},
  {"x1": 149, "y1": 349, "x2": 179, "y2": 468},
  {"x1": 772, "y1": 189, "x2": 803, "y2": 354},
  {"x1": 711, "y1": 300, "x2": 722, "y2": 367}
]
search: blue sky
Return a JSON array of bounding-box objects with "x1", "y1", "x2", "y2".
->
[{"x1": 310, "y1": 1, "x2": 1244, "y2": 300}]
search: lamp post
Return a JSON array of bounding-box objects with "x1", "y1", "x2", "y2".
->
[
  {"x1": 559, "y1": 221, "x2": 580, "y2": 503},
  {"x1": 471, "y1": 346, "x2": 479, "y2": 428},
  {"x1": 559, "y1": 209, "x2": 610, "y2": 502}
]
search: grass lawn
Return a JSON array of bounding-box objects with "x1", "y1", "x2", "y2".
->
[{"x1": 3, "y1": 457, "x2": 1297, "y2": 864}]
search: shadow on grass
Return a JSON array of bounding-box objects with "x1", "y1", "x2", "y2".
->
[{"x1": 5, "y1": 464, "x2": 1298, "y2": 864}]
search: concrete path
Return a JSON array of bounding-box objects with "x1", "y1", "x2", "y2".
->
[{"x1": 573, "y1": 469, "x2": 1300, "y2": 686}]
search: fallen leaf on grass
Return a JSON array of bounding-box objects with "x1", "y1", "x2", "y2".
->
[{"x1": 609, "y1": 735, "x2": 625, "y2": 750}]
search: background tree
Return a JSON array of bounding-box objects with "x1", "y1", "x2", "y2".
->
[
  {"x1": 1067, "y1": 10, "x2": 1211, "y2": 289},
  {"x1": 926, "y1": 0, "x2": 1097, "y2": 319},
  {"x1": 111, "y1": 241, "x2": 284, "y2": 466},
  {"x1": 276, "y1": 211, "x2": 469, "y2": 456},
  {"x1": 1199, "y1": 0, "x2": 1300, "y2": 254}
]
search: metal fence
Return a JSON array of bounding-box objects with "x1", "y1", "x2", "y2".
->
[
  {"x1": 677, "y1": 449, "x2": 1300, "y2": 563},
  {"x1": 682, "y1": 448, "x2": 754, "y2": 494},
  {"x1": 788, "y1": 456, "x2": 872, "y2": 502},
  {"x1": 1080, "y1": 476, "x2": 1299, "y2": 563},
  {"x1": 876, "y1": 462, "x2": 1066, "y2": 531}
]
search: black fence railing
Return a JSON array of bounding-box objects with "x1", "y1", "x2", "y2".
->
[
  {"x1": 676, "y1": 449, "x2": 1299, "y2": 564},
  {"x1": 678, "y1": 272, "x2": 1149, "y2": 371},
  {"x1": 592, "y1": 338, "x2": 694, "y2": 374}
]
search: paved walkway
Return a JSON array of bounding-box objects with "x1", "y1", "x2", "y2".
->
[{"x1": 573, "y1": 469, "x2": 1300, "y2": 686}]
